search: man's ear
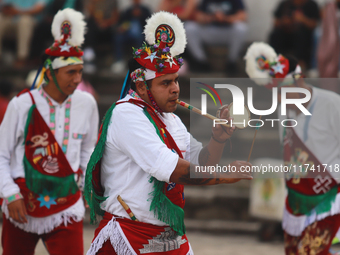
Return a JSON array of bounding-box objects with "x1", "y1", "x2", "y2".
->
[
  {"x1": 46, "y1": 69, "x2": 52, "y2": 82},
  {"x1": 296, "y1": 77, "x2": 305, "y2": 88},
  {"x1": 135, "y1": 81, "x2": 147, "y2": 96}
]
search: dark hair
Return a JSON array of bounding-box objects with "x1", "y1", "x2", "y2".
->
[
  {"x1": 41, "y1": 54, "x2": 65, "y2": 82},
  {"x1": 128, "y1": 58, "x2": 152, "y2": 91},
  {"x1": 128, "y1": 58, "x2": 143, "y2": 91},
  {"x1": 285, "y1": 55, "x2": 299, "y2": 74},
  {"x1": 0, "y1": 80, "x2": 13, "y2": 97}
]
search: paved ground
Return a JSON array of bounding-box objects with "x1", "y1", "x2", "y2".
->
[{"x1": 0, "y1": 223, "x2": 285, "y2": 255}]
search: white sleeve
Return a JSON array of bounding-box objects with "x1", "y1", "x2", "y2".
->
[
  {"x1": 111, "y1": 105, "x2": 179, "y2": 183},
  {"x1": 0, "y1": 98, "x2": 21, "y2": 198},
  {"x1": 80, "y1": 97, "x2": 99, "y2": 173},
  {"x1": 329, "y1": 99, "x2": 340, "y2": 182},
  {"x1": 185, "y1": 133, "x2": 202, "y2": 165}
]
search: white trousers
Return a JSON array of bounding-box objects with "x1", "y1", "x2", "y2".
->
[
  {"x1": 185, "y1": 21, "x2": 248, "y2": 62},
  {"x1": 0, "y1": 14, "x2": 36, "y2": 60}
]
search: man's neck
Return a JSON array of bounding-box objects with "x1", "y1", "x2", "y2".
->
[{"x1": 43, "y1": 83, "x2": 68, "y2": 104}]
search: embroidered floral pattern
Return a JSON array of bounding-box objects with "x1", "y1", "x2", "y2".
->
[
  {"x1": 39, "y1": 87, "x2": 71, "y2": 154},
  {"x1": 130, "y1": 68, "x2": 145, "y2": 83},
  {"x1": 132, "y1": 42, "x2": 183, "y2": 73}
]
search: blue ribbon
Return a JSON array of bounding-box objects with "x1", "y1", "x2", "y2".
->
[
  {"x1": 120, "y1": 70, "x2": 131, "y2": 99},
  {"x1": 30, "y1": 64, "x2": 43, "y2": 90}
]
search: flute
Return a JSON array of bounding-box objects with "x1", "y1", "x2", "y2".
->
[
  {"x1": 117, "y1": 195, "x2": 139, "y2": 221},
  {"x1": 176, "y1": 99, "x2": 231, "y2": 128}
]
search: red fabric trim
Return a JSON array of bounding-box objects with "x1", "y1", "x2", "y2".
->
[
  {"x1": 25, "y1": 98, "x2": 74, "y2": 178},
  {"x1": 284, "y1": 126, "x2": 337, "y2": 195},
  {"x1": 284, "y1": 214, "x2": 340, "y2": 255},
  {"x1": 135, "y1": 52, "x2": 180, "y2": 74},
  {"x1": 1, "y1": 213, "x2": 83, "y2": 255},
  {"x1": 14, "y1": 178, "x2": 81, "y2": 217},
  {"x1": 92, "y1": 213, "x2": 190, "y2": 255}
]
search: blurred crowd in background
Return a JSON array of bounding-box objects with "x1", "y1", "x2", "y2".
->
[{"x1": 0, "y1": 0, "x2": 339, "y2": 82}]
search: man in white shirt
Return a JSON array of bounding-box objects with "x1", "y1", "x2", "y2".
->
[
  {"x1": 245, "y1": 42, "x2": 340, "y2": 255},
  {"x1": 0, "y1": 9, "x2": 99, "y2": 255},
  {"x1": 85, "y1": 11, "x2": 252, "y2": 255}
]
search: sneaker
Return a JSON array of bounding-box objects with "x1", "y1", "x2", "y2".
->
[{"x1": 111, "y1": 60, "x2": 126, "y2": 74}]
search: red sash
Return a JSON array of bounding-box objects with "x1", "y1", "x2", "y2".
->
[
  {"x1": 283, "y1": 126, "x2": 337, "y2": 195},
  {"x1": 127, "y1": 99, "x2": 185, "y2": 209},
  {"x1": 21, "y1": 90, "x2": 80, "y2": 217},
  {"x1": 91, "y1": 99, "x2": 185, "y2": 210},
  {"x1": 283, "y1": 125, "x2": 339, "y2": 215},
  {"x1": 96, "y1": 213, "x2": 190, "y2": 254}
]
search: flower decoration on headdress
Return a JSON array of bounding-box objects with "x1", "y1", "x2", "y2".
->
[
  {"x1": 244, "y1": 42, "x2": 302, "y2": 89},
  {"x1": 131, "y1": 11, "x2": 186, "y2": 80}
]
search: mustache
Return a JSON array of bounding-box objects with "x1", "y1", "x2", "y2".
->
[{"x1": 169, "y1": 94, "x2": 179, "y2": 101}]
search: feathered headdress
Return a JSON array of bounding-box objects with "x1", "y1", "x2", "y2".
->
[
  {"x1": 120, "y1": 11, "x2": 187, "y2": 100},
  {"x1": 244, "y1": 42, "x2": 302, "y2": 88},
  {"x1": 132, "y1": 11, "x2": 186, "y2": 78},
  {"x1": 30, "y1": 9, "x2": 86, "y2": 90},
  {"x1": 45, "y1": 8, "x2": 86, "y2": 65}
]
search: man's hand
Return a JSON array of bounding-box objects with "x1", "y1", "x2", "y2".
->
[
  {"x1": 170, "y1": 159, "x2": 253, "y2": 185},
  {"x1": 212, "y1": 105, "x2": 235, "y2": 143},
  {"x1": 83, "y1": 195, "x2": 89, "y2": 209},
  {"x1": 196, "y1": 12, "x2": 214, "y2": 24},
  {"x1": 214, "y1": 11, "x2": 225, "y2": 23},
  {"x1": 7, "y1": 199, "x2": 28, "y2": 223},
  {"x1": 221, "y1": 160, "x2": 253, "y2": 183}
]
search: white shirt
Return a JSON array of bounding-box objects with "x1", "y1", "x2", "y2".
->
[
  {"x1": 0, "y1": 87, "x2": 99, "y2": 198},
  {"x1": 279, "y1": 87, "x2": 340, "y2": 236},
  {"x1": 101, "y1": 95, "x2": 202, "y2": 226},
  {"x1": 279, "y1": 87, "x2": 340, "y2": 181}
]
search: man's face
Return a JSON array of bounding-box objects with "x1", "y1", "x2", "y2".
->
[
  {"x1": 54, "y1": 64, "x2": 83, "y2": 95},
  {"x1": 149, "y1": 73, "x2": 180, "y2": 113}
]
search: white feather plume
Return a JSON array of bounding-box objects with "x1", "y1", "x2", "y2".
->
[
  {"x1": 144, "y1": 11, "x2": 187, "y2": 56},
  {"x1": 51, "y1": 8, "x2": 86, "y2": 47},
  {"x1": 244, "y1": 42, "x2": 277, "y2": 85}
]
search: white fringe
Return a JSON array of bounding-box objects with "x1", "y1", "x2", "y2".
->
[
  {"x1": 187, "y1": 244, "x2": 194, "y2": 255},
  {"x1": 283, "y1": 192, "x2": 340, "y2": 236},
  {"x1": 86, "y1": 216, "x2": 136, "y2": 255},
  {"x1": 86, "y1": 216, "x2": 194, "y2": 255},
  {"x1": 1, "y1": 197, "x2": 84, "y2": 235}
]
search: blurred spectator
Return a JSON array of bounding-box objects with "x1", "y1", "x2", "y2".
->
[
  {"x1": 157, "y1": 0, "x2": 197, "y2": 21},
  {"x1": 111, "y1": 0, "x2": 151, "y2": 74},
  {"x1": 0, "y1": 0, "x2": 47, "y2": 68},
  {"x1": 317, "y1": 0, "x2": 340, "y2": 79},
  {"x1": 29, "y1": 0, "x2": 83, "y2": 67},
  {"x1": 185, "y1": 0, "x2": 248, "y2": 74},
  {"x1": 309, "y1": 0, "x2": 340, "y2": 79},
  {"x1": 77, "y1": 79, "x2": 99, "y2": 102},
  {"x1": 0, "y1": 80, "x2": 13, "y2": 124},
  {"x1": 269, "y1": 0, "x2": 320, "y2": 71},
  {"x1": 83, "y1": 0, "x2": 119, "y2": 74}
]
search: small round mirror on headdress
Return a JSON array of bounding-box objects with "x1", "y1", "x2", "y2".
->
[
  {"x1": 61, "y1": 20, "x2": 72, "y2": 39},
  {"x1": 155, "y1": 24, "x2": 175, "y2": 48},
  {"x1": 244, "y1": 42, "x2": 303, "y2": 89},
  {"x1": 216, "y1": 103, "x2": 251, "y2": 129},
  {"x1": 144, "y1": 11, "x2": 186, "y2": 57},
  {"x1": 244, "y1": 42, "x2": 278, "y2": 86}
]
